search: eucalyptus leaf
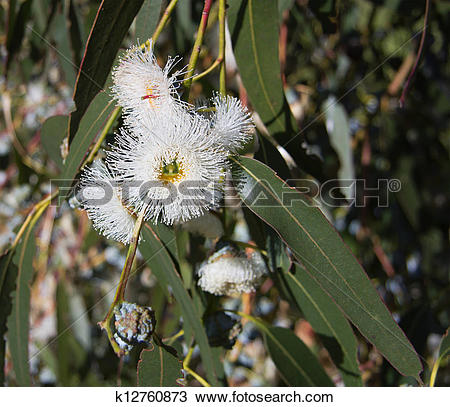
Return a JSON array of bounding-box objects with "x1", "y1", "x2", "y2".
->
[
  {"x1": 137, "y1": 344, "x2": 183, "y2": 386},
  {"x1": 228, "y1": 0, "x2": 323, "y2": 180},
  {"x1": 140, "y1": 225, "x2": 224, "y2": 386},
  {"x1": 7, "y1": 223, "x2": 38, "y2": 386},
  {"x1": 323, "y1": 97, "x2": 355, "y2": 200},
  {"x1": 60, "y1": 91, "x2": 116, "y2": 186},
  {"x1": 41, "y1": 115, "x2": 69, "y2": 171},
  {"x1": 264, "y1": 326, "x2": 334, "y2": 386},
  {"x1": 231, "y1": 156, "x2": 422, "y2": 379},
  {"x1": 67, "y1": 0, "x2": 144, "y2": 145},
  {"x1": 135, "y1": 0, "x2": 163, "y2": 42},
  {"x1": 279, "y1": 264, "x2": 362, "y2": 386},
  {"x1": 0, "y1": 251, "x2": 18, "y2": 385}
]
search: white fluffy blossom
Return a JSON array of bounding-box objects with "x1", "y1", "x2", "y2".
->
[
  {"x1": 209, "y1": 94, "x2": 254, "y2": 153},
  {"x1": 107, "y1": 110, "x2": 228, "y2": 225},
  {"x1": 78, "y1": 160, "x2": 136, "y2": 244},
  {"x1": 197, "y1": 245, "x2": 267, "y2": 296},
  {"x1": 111, "y1": 42, "x2": 186, "y2": 117}
]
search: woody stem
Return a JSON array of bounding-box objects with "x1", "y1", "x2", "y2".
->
[
  {"x1": 99, "y1": 208, "x2": 147, "y2": 356},
  {"x1": 183, "y1": 0, "x2": 214, "y2": 100}
]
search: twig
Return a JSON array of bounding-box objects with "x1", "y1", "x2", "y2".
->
[
  {"x1": 147, "y1": 0, "x2": 179, "y2": 46},
  {"x1": 399, "y1": 0, "x2": 430, "y2": 107},
  {"x1": 183, "y1": 0, "x2": 214, "y2": 99},
  {"x1": 99, "y1": 208, "x2": 147, "y2": 356},
  {"x1": 218, "y1": 0, "x2": 226, "y2": 95},
  {"x1": 183, "y1": 347, "x2": 211, "y2": 387},
  {"x1": 11, "y1": 191, "x2": 58, "y2": 249}
]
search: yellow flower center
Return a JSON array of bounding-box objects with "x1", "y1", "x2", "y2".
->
[{"x1": 158, "y1": 159, "x2": 185, "y2": 184}]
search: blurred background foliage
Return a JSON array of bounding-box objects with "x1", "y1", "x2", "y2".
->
[{"x1": 0, "y1": 0, "x2": 448, "y2": 386}]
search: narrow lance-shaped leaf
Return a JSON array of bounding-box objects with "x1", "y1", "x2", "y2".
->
[
  {"x1": 41, "y1": 115, "x2": 69, "y2": 171},
  {"x1": 231, "y1": 156, "x2": 422, "y2": 379},
  {"x1": 60, "y1": 91, "x2": 116, "y2": 189},
  {"x1": 139, "y1": 225, "x2": 224, "y2": 386},
  {"x1": 228, "y1": 0, "x2": 323, "y2": 180},
  {"x1": 0, "y1": 251, "x2": 18, "y2": 385},
  {"x1": 323, "y1": 97, "x2": 355, "y2": 200},
  {"x1": 265, "y1": 326, "x2": 334, "y2": 386},
  {"x1": 134, "y1": 0, "x2": 163, "y2": 42},
  {"x1": 7, "y1": 222, "x2": 38, "y2": 386},
  {"x1": 278, "y1": 264, "x2": 362, "y2": 386},
  {"x1": 67, "y1": 0, "x2": 144, "y2": 147},
  {"x1": 240, "y1": 314, "x2": 333, "y2": 387},
  {"x1": 438, "y1": 329, "x2": 450, "y2": 360}
]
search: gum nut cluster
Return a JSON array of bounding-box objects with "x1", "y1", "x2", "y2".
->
[
  {"x1": 78, "y1": 42, "x2": 254, "y2": 243},
  {"x1": 197, "y1": 245, "x2": 268, "y2": 296}
]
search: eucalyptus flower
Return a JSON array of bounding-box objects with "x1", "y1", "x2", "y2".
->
[
  {"x1": 197, "y1": 245, "x2": 268, "y2": 296},
  {"x1": 78, "y1": 160, "x2": 135, "y2": 244},
  {"x1": 209, "y1": 93, "x2": 255, "y2": 153},
  {"x1": 111, "y1": 42, "x2": 186, "y2": 117},
  {"x1": 107, "y1": 110, "x2": 228, "y2": 225}
]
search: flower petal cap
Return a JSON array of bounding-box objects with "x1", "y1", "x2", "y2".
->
[
  {"x1": 78, "y1": 160, "x2": 136, "y2": 244},
  {"x1": 197, "y1": 245, "x2": 267, "y2": 296}
]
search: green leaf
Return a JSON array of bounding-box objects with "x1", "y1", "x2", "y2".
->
[
  {"x1": 0, "y1": 250, "x2": 18, "y2": 385},
  {"x1": 6, "y1": 223, "x2": 38, "y2": 386},
  {"x1": 231, "y1": 156, "x2": 422, "y2": 379},
  {"x1": 67, "y1": 0, "x2": 144, "y2": 145},
  {"x1": 438, "y1": 329, "x2": 450, "y2": 360},
  {"x1": 137, "y1": 344, "x2": 184, "y2": 386},
  {"x1": 135, "y1": 0, "x2": 162, "y2": 42},
  {"x1": 139, "y1": 225, "x2": 223, "y2": 386},
  {"x1": 278, "y1": 264, "x2": 362, "y2": 386},
  {"x1": 56, "y1": 280, "x2": 86, "y2": 386},
  {"x1": 61, "y1": 91, "x2": 116, "y2": 185},
  {"x1": 245, "y1": 316, "x2": 333, "y2": 386},
  {"x1": 266, "y1": 327, "x2": 334, "y2": 386},
  {"x1": 5, "y1": 0, "x2": 33, "y2": 74},
  {"x1": 228, "y1": 0, "x2": 322, "y2": 179},
  {"x1": 41, "y1": 115, "x2": 69, "y2": 171},
  {"x1": 51, "y1": 11, "x2": 77, "y2": 87},
  {"x1": 323, "y1": 97, "x2": 355, "y2": 200}
]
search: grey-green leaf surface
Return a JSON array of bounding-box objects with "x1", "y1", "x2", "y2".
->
[
  {"x1": 137, "y1": 345, "x2": 184, "y2": 386},
  {"x1": 7, "y1": 223, "x2": 38, "y2": 386},
  {"x1": 135, "y1": 0, "x2": 162, "y2": 42},
  {"x1": 61, "y1": 91, "x2": 115, "y2": 184},
  {"x1": 279, "y1": 264, "x2": 362, "y2": 386},
  {"x1": 41, "y1": 115, "x2": 69, "y2": 171},
  {"x1": 228, "y1": 0, "x2": 322, "y2": 179},
  {"x1": 139, "y1": 225, "x2": 223, "y2": 386},
  {"x1": 0, "y1": 250, "x2": 18, "y2": 385},
  {"x1": 67, "y1": 0, "x2": 144, "y2": 145},
  {"x1": 56, "y1": 280, "x2": 87, "y2": 386},
  {"x1": 323, "y1": 97, "x2": 355, "y2": 200},
  {"x1": 264, "y1": 326, "x2": 334, "y2": 386},
  {"x1": 438, "y1": 329, "x2": 450, "y2": 360},
  {"x1": 231, "y1": 156, "x2": 422, "y2": 379}
]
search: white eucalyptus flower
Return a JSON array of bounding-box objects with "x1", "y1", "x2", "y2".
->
[
  {"x1": 111, "y1": 42, "x2": 187, "y2": 117},
  {"x1": 107, "y1": 110, "x2": 228, "y2": 225},
  {"x1": 78, "y1": 160, "x2": 135, "y2": 244},
  {"x1": 209, "y1": 94, "x2": 254, "y2": 153},
  {"x1": 197, "y1": 245, "x2": 267, "y2": 296}
]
